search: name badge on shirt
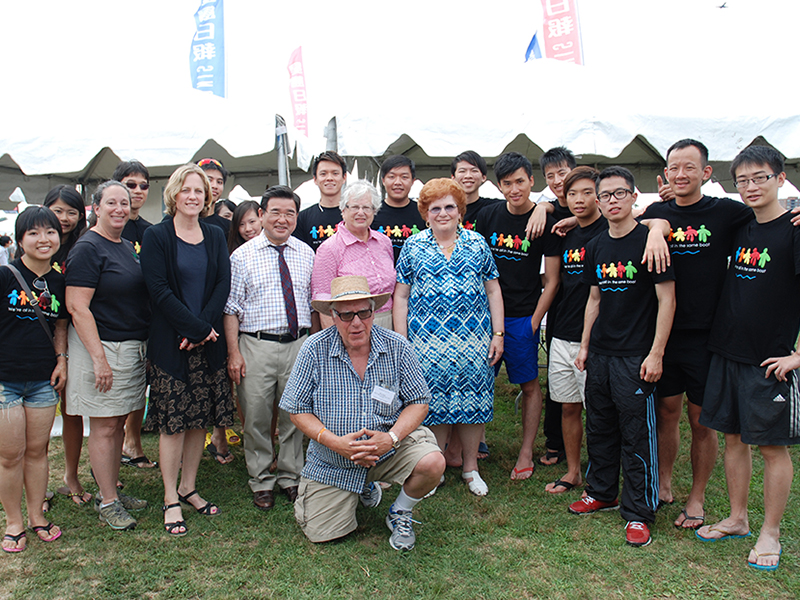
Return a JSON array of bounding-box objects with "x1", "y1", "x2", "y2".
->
[{"x1": 371, "y1": 385, "x2": 395, "y2": 406}]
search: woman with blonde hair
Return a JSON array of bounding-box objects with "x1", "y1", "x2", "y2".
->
[{"x1": 140, "y1": 164, "x2": 233, "y2": 536}]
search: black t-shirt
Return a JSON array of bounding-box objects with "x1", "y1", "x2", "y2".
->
[
  {"x1": 370, "y1": 200, "x2": 427, "y2": 263},
  {"x1": 0, "y1": 259, "x2": 68, "y2": 381},
  {"x1": 65, "y1": 230, "x2": 150, "y2": 341},
  {"x1": 708, "y1": 211, "x2": 800, "y2": 365},
  {"x1": 475, "y1": 202, "x2": 561, "y2": 317},
  {"x1": 642, "y1": 195, "x2": 752, "y2": 330},
  {"x1": 584, "y1": 223, "x2": 675, "y2": 356},
  {"x1": 548, "y1": 199, "x2": 573, "y2": 222},
  {"x1": 294, "y1": 204, "x2": 342, "y2": 252},
  {"x1": 201, "y1": 213, "x2": 231, "y2": 237},
  {"x1": 121, "y1": 216, "x2": 153, "y2": 255},
  {"x1": 550, "y1": 217, "x2": 609, "y2": 342},
  {"x1": 463, "y1": 197, "x2": 503, "y2": 233}
]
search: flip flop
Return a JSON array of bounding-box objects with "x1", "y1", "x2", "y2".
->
[
  {"x1": 56, "y1": 486, "x2": 92, "y2": 506},
  {"x1": 30, "y1": 522, "x2": 62, "y2": 542},
  {"x1": 546, "y1": 479, "x2": 578, "y2": 494},
  {"x1": 674, "y1": 508, "x2": 705, "y2": 530},
  {"x1": 748, "y1": 548, "x2": 781, "y2": 571},
  {"x1": 2, "y1": 531, "x2": 26, "y2": 553},
  {"x1": 477, "y1": 441, "x2": 490, "y2": 460},
  {"x1": 42, "y1": 490, "x2": 54, "y2": 513},
  {"x1": 121, "y1": 454, "x2": 158, "y2": 468},
  {"x1": 225, "y1": 428, "x2": 241, "y2": 446},
  {"x1": 695, "y1": 525, "x2": 751, "y2": 542},
  {"x1": 206, "y1": 442, "x2": 234, "y2": 465},
  {"x1": 511, "y1": 466, "x2": 534, "y2": 480},
  {"x1": 538, "y1": 449, "x2": 565, "y2": 467}
]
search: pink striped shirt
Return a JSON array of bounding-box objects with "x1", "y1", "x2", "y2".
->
[{"x1": 311, "y1": 222, "x2": 396, "y2": 312}]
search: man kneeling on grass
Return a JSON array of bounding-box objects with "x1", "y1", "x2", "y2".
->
[
  {"x1": 570, "y1": 167, "x2": 675, "y2": 547},
  {"x1": 280, "y1": 276, "x2": 445, "y2": 551}
]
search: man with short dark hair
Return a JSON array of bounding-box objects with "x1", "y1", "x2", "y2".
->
[
  {"x1": 570, "y1": 166, "x2": 675, "y2": 548},
  {"x1": 695, "y1": 146, "x2": 800, "y2": 572},
  {"x1": 371, "y1": 155, "x2": 426, "y2": 263},
  {"x1": 641, "y1": 138, "x2": 753, "y2": 529},
  {"x1": 113, "y1": 160, "x2": 152, "y2": 256},
  {"x1": 451, "y1": 150, "x2": 501, "y2": 231},
  {"x1": 476, "y1": 152, "x2": 561, "y2": 481},
  {"x1": 224, "y1": 185, "x2": 314, "y2": 512},
  {"x1": 198, "y1": 158, "x2": 232, "y2": 236},
  {"x1": 280, "y1": 275, "x2": 445, "y2": 550},
  {"x1": 294, "y1": 151, "x2": 348, "y2": 252}
]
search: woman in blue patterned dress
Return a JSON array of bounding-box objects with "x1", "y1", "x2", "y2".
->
[{"x1": 393, "y1": 178, "x2": 504, "y2": 496}]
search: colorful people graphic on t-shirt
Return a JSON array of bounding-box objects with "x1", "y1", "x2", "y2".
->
[
  {"x1": 685, "y1": 225, "x2": 698, "y2": 242},
  {"x1": 758, "y1": 247, "x2": 771, "y2": 268},
  {"x1": 625, "y1": 261, "x2": 638, "y2": 279},
  {"x1": 697, "y1": 224, "x2": 711, "y2": 242}
]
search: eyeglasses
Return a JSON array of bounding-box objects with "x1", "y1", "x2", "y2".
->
[
  {"x1": 266, "y1": 209, "x2": 297, "y2": 219},
  {"x1": 429, "y1": 204, "x2": 458, "y2": 216},
  {"x1": 345, "y1": 205, "x2": 374, "y2": 214},
  {"x1": 124, "y1": 181, "x2": 150, "y2": 191},
  {"x1": 197, "y1": 158, "x2": 223, "y2": 169},
  {"x1": 734, "y1": 173, "x2": 778, "y2": 189},
  {"x1": 597, "y1": 188, "x2": 633, "y2": 203},
  {"x1": 332, "y1": 308, "x2": 373, "y2": 322},
  {"x1": 33, "y1": 276, "x2": 51, "y2": 304}
]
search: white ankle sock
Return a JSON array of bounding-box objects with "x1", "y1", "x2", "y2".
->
[{"x1": 393, "y1": 489, "x2": 421, "y2": 513}]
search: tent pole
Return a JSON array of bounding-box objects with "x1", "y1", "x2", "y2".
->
[{"x1": 276, "y1": 114, "x2": 290, "y2": 187}]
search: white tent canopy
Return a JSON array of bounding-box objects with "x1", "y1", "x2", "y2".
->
[{"x1": 2, "y1": 0, "x2": 799, "y2": 214}]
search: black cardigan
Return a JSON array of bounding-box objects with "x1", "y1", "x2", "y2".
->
[{"x1": 140, "y1": 216, "x2": 231, "y2": 381}]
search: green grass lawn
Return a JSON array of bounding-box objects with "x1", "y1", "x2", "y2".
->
[{"x1": 2, "y1": 369, "x2": 798, "y2": 599}]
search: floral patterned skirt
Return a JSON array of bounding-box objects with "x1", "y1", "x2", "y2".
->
[{"x1": 144, "y1": 348, "x2": 234, "y2": 435}]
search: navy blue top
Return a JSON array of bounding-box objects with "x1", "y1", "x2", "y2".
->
[{"x1": 177, "y1": 238, "x2": 208, "y2": 317}]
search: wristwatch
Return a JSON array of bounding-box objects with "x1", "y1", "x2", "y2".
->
[{"x1": 388, "y1": 431, "x2": 400, "y2": 449}]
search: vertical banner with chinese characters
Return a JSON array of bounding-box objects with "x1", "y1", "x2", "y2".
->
[
  {"x1": 539, "y1": 0, "x2": 584, "y2": 65},
  {"x1": 287, "y1": 47, "x2": 308, "y2": 137},
  {"x1": 190, "y1": 0, "x2": 225, "y2": 98}
]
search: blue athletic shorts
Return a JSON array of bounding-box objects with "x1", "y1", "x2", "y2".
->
[
  {"x1": 0, "y1": 380, "x2": 60, "y2": 410},
  {"x1": 496, "y1": 315, "x2": 540, "y2": 385}
]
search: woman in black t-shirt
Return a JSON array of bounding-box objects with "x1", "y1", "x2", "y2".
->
[
  {"x1": 0, "y1": 207, "x2": 68, "y2": 552},
  {"x1": 43, "y1": 185, "x2": 93, "y2": 507},
  {"x1": 140, "y1": 164, "x2": 233, "y2": 536},
  {"x1": 65, "y1": 181, "x2": 150, "y2": 530}
]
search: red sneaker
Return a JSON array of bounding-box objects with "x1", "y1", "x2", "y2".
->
[
  {"x1": 625, "y1": 521, "x2": 652, "y2": 547},
  {"x1": 568, "y1": 495, "x2": 619, "y2": 515}
]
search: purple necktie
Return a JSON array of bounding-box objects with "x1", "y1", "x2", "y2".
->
[{"x1": 273, "y1": 245, "x2": 298, "y2": 337}]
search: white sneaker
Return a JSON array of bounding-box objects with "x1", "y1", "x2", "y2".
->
[
  {"x1": 359, "y1": 482, "x2": 382, "y2": 508},
  {"x1": 386, "y1": 505, "x2": 418, "y2": 551},
  {"x1": 462, "y1": 470, "x2": 488, "y2": 496}
]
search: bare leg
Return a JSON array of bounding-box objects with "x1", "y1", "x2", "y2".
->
[
  {"x1": 656, "y1": 393, "x2": 682, "y2": 504},
  {"x1": 456, "y1": 423, "x2": 483, "y2": 476},
  {"x1": 696, "y1": 433, "x2": 751, "y2": 540},
  {"x1": 675, "y1": 403, "x2": 718, "y2": 528},
  {"x1": 428, "y1": 424, "x2": 451, "y2": 452},
  {"x1": 748, "y1": 445, "x2": 792, "y2": 568},
  {"x1": 546, "y1": 402, "x2": 583, "y2": 493},
  {"x1": 0, "y1": 405, "x2": 27, "y2": 551},
  {"x1": 178, "y1": 428, "x2": 218, "y2": 514},
  {"x1": 402, "y1": 451, "x2": 446, "y2": 498},
  {"x1": 23, "y1": 406, "x2": 60, "y2": 536},
  {"x1": 122, "y1": 406, "x2": 148, "y2": 461},
  {"x1": 442, "y1": 426, "x2": 463, "y2": 468},
  {"x1": 88, "y1": 415, "x2": 126, "y2": 504},
  {"x1": 511, "y1": 379, "x2": 542, "y2": 479},
  {"x1": 159, "y1": 430, "x2": 187, "y2": 534},
  {"x1": 60, "y1": 394, "x2": 89, "y2": 501}
]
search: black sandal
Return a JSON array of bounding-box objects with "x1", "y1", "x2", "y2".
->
[
  {"x1": 178, "y1": 490, "x2": 220, "y2": 516},
  {"x1": 163, "y1": 503, "x2": 188, "y2": 537}
]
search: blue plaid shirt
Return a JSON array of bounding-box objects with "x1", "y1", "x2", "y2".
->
[{"x1": 280, "y1": 325, "x2": 431, "y2": 493}]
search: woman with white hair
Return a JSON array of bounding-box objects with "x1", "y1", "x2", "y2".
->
[{"x1": 311, "y1": 180, "x2": 396, "y2": 329}]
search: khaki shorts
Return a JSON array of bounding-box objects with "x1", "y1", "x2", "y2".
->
[
  {"x1": 294, "y1": 426, "x2": 439, "y2": 543},
  {"x1": 548, "y1": 337, "x2": 586, "y2": 404},
  {"x1": 66, "y1": 325, "x2": 147, "y2": 418}
]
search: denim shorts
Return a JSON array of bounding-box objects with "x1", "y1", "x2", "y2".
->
[{"x1": 0, "y1": 380, "x2": 60, "y2": 410}]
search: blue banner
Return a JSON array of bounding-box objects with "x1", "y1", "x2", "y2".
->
[
  {"x1": 525, "y1": 31, "x2": 543, "y2": 61},
  {"x1": 190, "y1": 0, "x2": 225, "y2": 98}
]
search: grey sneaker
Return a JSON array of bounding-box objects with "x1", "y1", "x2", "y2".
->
[
  {"x1": 385, "y1": 505, "x2": 418, "y2": 551},
  {"x1": 118, "y1": 491, "x2": 147, "y2": 511},
  {"x1": 360, "y1": 482, "x2": 382, "y2": 508},
  {"x1": 98, "y1": 499, "x2": 137, "y2": 530}
]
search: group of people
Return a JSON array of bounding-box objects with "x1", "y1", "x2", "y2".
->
[{"x1": 1, "y1": 144, "x2": 798, "y2": 570}]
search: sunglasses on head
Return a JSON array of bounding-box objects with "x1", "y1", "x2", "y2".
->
[
  {"x1": 198, "y1": 158, "x2": 223, "y2": 169},
  {"x1": 124, "y1": 181, "x2": 150, "y2": 191}
]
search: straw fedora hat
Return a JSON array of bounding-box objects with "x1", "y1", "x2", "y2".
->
[{"x1": 311, "y1": 275, "x2": 391, "y2": 316}]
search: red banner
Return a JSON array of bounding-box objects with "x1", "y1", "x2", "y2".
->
[
  {"x1": 539, "y1": 0, "x2": 584, "y2": 65},
  {"x1": 287, "y1": 47, "x2": 309, "y2": 136}
]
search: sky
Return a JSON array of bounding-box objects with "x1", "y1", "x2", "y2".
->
[{"x1": 3, "y1": 0, "x2": 799, "y2": 175}]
